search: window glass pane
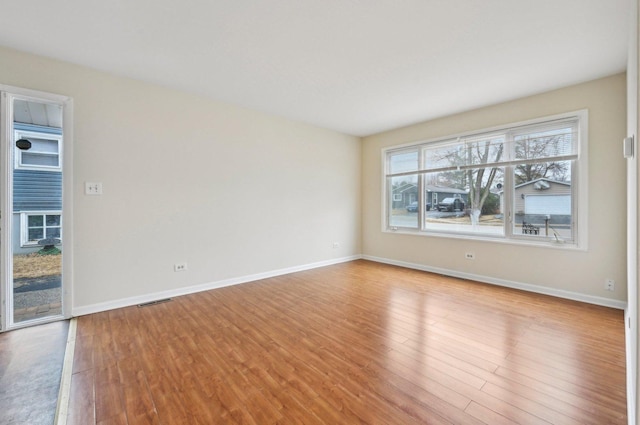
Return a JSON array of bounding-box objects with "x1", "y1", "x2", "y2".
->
[
  {"x1": 22, "y1": 152, "x2": 59, "y2": 167},
  {"x1": 389, "y1": 175, "x2": 419, "y2": 228},
  {"x1": 425, "y1": 135, "x2": 505, "y2": 170},
  {"x1": 29, "y1": 138, "x2": 59, "y2": 153},
  {"x1": 46, "y1": 227, "x2": 61, "y2": 239},
  {"x1": 424, "y1": 168, "x2": 504, "y2": 235},
  {"x1": 46, "y1": 215, "x2": 61, "y2": 226},
  {"x1": 461, "y1": 135, "x2": 505, "y2": 167},
  {"x1": 28, "y1": 215, "x2": 43, "y2": 227},
  {"x1": 514, "y1": 126, "x2": 575, "y2": 160},
  {"x1": 514, "y1": 158, "x2": 572, "y2": 185},
  {"x1": 513, "y1": 161, "x2": 572, "y2": 241},
  {"x1": 28, "y1": 228, "x2": 43, "y2": 241},
  {"x1": 389, "y1": 150, "x2": 418, "y2": 174},
  {"x1": 424, "y1": 141, "x2": 465, "y2": 170}
]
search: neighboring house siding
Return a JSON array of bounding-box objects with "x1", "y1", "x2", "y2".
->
[
  {"x1": 392, "y1": 183, "x2": 418, "y2": 209},
  {"x1": 425, "y1": 186, "x2": 468, "y2": 209},
  {"x1": 12, "y1": 123, "x2": 63, "y2": 254},
  {"x1": 13, "y1": 169, "x2": 62, "y2": 212},
  {"x1": 427, "y1": 191, "x2": 468, "y2": 203},
  {"x1": 393, "y1": 184, "x2": 470, "y2": 210}
]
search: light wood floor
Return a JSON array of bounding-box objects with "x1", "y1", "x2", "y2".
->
[{"x1": 67, "y1": 260, "x2": 627, "y2": 424}]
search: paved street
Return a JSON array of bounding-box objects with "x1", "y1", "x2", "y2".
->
[
  {"x1": 12, "y1": 275, "x2": 62, "y2": 323},
  {"x1": 390, "y1": 210, "x2": 464, "y2": 227}
]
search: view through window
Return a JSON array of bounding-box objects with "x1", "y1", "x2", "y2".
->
[{"x1": 385, "y1": 112, "x2": 585, "y2": 246}]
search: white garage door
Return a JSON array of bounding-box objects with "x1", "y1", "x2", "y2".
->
[{"x1": 525, "y1": 195, "x2": 571, "y2": 215}]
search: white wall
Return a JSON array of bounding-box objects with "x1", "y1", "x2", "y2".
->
[
  {"x1": 362, "y1": 74, "x2": 627, "y2": 305},
  {"x1": 629, "y1": 1, "x2": 640, "y2": 422},
  {"x1": 0, "y1": 44, "x2": 628, "y2": 315},
  {"x1": 0, "y1": 46, "x2": 361, "y2": 312}
]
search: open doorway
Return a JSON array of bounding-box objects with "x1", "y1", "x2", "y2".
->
[{"x1": 0, "y1": 87, "x2": 72, "y2": 330}]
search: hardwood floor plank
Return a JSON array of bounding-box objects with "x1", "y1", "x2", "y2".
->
[
  {"x1": 66, "y1": 260, "x2": 627, "y2": 424},
  {"x1": 97, "y1": 411, "x2": 128, "y2": 425},
  {"x1": 465, "y1": 401, "x2": 520, "y2": 425},
  {"x1": 494, "y1": 365, "x2": 628, "y2": 422},
  {"x1": 497, "y1": 355, "x2": 627, "y2": 408},
  {"x1": 68, "y1": 368, "x2": 96, "y2": 425},
  {"x1": 485, "y1": 372, "x2": 609, "y2": 425},
  {"x1": 72, "y1": 333, "x2": 95, "y2": 375},
  {"x1": 481, "y1": 381, "x2": 583, "y2": 425},
  {"x1": 95, "y1": 385, "x2": 124, "y2": 422},
  {"x1": 390, "y1": 344, "x2": 488, "y2": 389}
]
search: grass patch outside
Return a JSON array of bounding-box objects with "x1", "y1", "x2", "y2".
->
[{"x1": 13, "y1": 253, "x2": 62, "y2": 280}]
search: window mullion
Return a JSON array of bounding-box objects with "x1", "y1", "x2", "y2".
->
[
  {"x1": 504, "y1": 132, "x2": 515, "y2": 239},
  {"x1": 418, "y1": 149, "x2": 425, "y2": 230}
]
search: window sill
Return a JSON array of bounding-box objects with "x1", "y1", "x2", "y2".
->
[
  {"x1": 383, "y1": 227, "x2": 584, "y2": 251},
  {"x1": 15, "y1": 165, "x2": 62, "y2": 172}
]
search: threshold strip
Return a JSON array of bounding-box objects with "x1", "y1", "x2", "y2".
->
[{"x1": 54, "y1": 317, "x2": 77, "y2": 425}]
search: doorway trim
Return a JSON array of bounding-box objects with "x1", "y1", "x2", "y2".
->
[{"x1": 0, "y1": 84, "x2": 73, "y2": 331}]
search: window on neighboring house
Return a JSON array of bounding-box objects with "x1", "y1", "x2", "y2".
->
[
  {"x1": 21, "y1": 212, "x2": 61, "y2": 246},
  {"x1": 383, "y1": 111, "x2": 587, "y2": 248},
  {"x1": 14, "y1": 129, "x2": 62, "y2": 171}
]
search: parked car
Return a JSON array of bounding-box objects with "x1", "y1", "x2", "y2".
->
[
  {"x1": 438, "y1": 197, "x2": 465, "y2": 212},
  {"x1": 406, "y1": 201, "x2": 433, "y2": 213}
]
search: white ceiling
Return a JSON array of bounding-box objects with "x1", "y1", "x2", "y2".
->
[{"x1": 0, "y1": 0, "x2": 630, "y2": 136}]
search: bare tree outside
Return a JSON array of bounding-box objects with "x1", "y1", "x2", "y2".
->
[
  {"x1": 514, "y1": 133, "x2": 571, "y2": 184},
  {"x1": 427, "y1": 136, "x2": 505, "y2": 225},
  {"x1": 465, "y1": 138, "x2": 504, "y2": 225},
  {"x1": 428, "y1": 130, "x2": 571, "y2": 225}
]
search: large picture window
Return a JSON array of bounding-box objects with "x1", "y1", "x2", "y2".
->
[{"x1": 383, "y1": 111, "x2": 587, "y2": 247}]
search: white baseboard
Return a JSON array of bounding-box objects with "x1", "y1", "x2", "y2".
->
[
  {"x1": 72, "y1": 255, "x2": 361, "y2": 317},
  {"x1": 72, "y1": 253, "x2": 626, "y2": 317},
  {"x1": 362, "y1": 255, "x2": 628, "y2": 310}
]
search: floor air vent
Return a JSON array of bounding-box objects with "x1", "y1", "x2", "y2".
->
[{"x1": 137, "y1": 298, "x2": 172, "y2": 307}]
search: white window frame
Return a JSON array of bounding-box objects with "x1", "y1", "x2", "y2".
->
[
  {"x1": 20, "y1": 211, "x2": 62, "y2": 247},
  {"x1": 382, "y1": 110, "x2": 588, "y2": 250},
  {"x1": 1, "y1": 84, "x2": 74, "y2": 330},
  {"x1": 13, "y1": 129, "x2": 62, "y2": 171}
]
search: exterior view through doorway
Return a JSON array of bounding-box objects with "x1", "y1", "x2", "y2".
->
[{"x1": 0, "y1": 87, "x2": 72, "y2": 331}]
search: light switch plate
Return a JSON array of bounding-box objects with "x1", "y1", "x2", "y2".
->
[{"x1": 85, "y1": 182, "x2": 103, "y2": 195}]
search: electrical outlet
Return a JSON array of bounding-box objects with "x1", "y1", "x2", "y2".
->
[
  {"x1": 174, "y1": 263, "x2": 187, "y2": 272},
  {"x1": 85, "y1": 182, "x2": 103, "y2": 195},
  {"x1": 605, "y1": 279, "x2": 615, "y2": 291},
  {"x1": 332, "y1": 242, "x2": 340, "y2": 249},
  {"x1": 465, "y1": 252, "x2": 475, "y2": 260}
]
